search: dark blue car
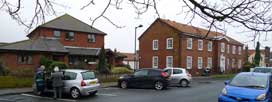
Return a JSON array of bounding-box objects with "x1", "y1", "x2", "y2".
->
[{"x1": 218, "y1": 72, "x2": 271, "y2": 102}]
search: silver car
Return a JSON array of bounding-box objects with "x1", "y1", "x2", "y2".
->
[
  {"x1": 163, "y1": 67, "x2": 192, "y2": 87},
  {"x1": 33, "y1": 69, "x2": 100, "y2": 99}
]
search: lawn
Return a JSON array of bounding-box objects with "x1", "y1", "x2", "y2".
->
[{"x1": 0, "y1": 76, "x2": 33, "y2": 89}]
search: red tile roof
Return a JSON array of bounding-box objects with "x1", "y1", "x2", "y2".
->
[{"x1": 121, "y1": 53, "x2": 135, "y2": 61}]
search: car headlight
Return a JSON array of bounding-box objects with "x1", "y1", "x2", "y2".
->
[
  {"x1": 222, "y1": 88, "x2": 227, "y2": 96},
  {"x1": 256, "y1": 93, "x2": 266, "y2": 100},
  {"x1": 119, "y1": 76, "x2": 124, "y2": 79}
]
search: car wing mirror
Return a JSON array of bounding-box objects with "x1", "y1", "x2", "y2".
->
[{"x1": 224, "y1": 80, "x2": 229, "y2": 85}]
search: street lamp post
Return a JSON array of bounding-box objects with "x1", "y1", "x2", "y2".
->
[{"x1": 134, "y1": 24, "x2": 143, "y2": 72}]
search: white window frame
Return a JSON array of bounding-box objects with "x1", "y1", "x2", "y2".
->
[
  {"x1": 198, "y1": 57, "x2": 203, "y2": 69},
  {"x1": 227, "y1": 44, "x2": 230, "y2": 54},
  {"x1": 198, "y1": 40, "x2": 203, "y2": 51},
  {"x1": 166, "y1": 38, "x2": 173, "y2": 49},
  {"x1": 186, "y1": 56, "x2": 192, "y2": 69},
  {"x1": 207, "y1": 57, "x2": 212, "y2": 68},
  {"x1": 232, "y1": 46, "x2": 236, "y2": 54},
  {"x1": 166, "y1": 56, "x2": 173, "y2": 68},
  {"x1": 227, "y1": 58, "x2": 230, "y2": 69},
  {"x1": 88, "y1": 34, "x2": 96, "y2": 42},
  {"x1": 152, "y1": 40, "x2": 158, "y2": 50},
  {"x1": 232, "y1": 58, "x2": 235, "y2": 68},
  {"x1": 221, "y1": 42, "x2": 225, "y2": 52},
  {"x1": 238, "y1": 59, "x2": 242, "y2": 69},
  {"x1": 187, "y1": 38, "x2": 193, "y2": 49},
  {"x1": 152, "y1": 56, "x2": 158, "y2": 68},
  {"x1": 238, "y1": 46, "x2": 241, "y2": 55},
  {"x1": 208, "y1": 41, "x2": 212, "y2": 52}
]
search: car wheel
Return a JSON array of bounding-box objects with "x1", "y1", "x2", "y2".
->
[
  {"x1": 154, "y1": 81, "x2": 164, "y2": 90},
  {"x1": 120, "y1": 81, "x2": 128, "y2": 89},
  {"x1": 180, "y1": 79, "x2": 189, "y2": 87},
  {"x1": 70, "y1": 88, "x2": 81, "y2": 99}
]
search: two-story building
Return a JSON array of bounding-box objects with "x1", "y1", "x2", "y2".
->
[
  {"x1": 139, "y1": 18, "x2": 244, "y2": 76},
  {"x1": 0, "y1": 14, "x2": 111, "y2": 70}
]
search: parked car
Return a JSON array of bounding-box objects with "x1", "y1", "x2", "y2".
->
[
  {"x1": 253, "y1": 67, "x2": 272, "y2": 73},
  {"x1": 33, "y1": 69, "x2": 100, "y2": 99},
  {"x1": 118, "y1": 68, "x2": 170, "y2": 90},
  {"x1": 218, "y1": 72, "x2": 271, "y2": 102},
  {"x1": 163, "y1": 67, "x2": 192, "y2": 87}
]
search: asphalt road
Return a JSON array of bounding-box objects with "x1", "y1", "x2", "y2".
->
[{"x1": 0, "y1": 79, "x2": 225, "y2": 102}]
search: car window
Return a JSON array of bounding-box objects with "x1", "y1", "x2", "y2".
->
[
  {"x1": 134, "y1": 70, "x2": 148, "y2": 77},
  {"x1": 173, "y1": 69, "x2": 183, "y2": 74},
  {"x1": 82, "y1": 71, "x2": 96, "y2": 80},
  {"x1": 64, "y1": 72, "x2": 77, "y2": 80},
  {"x1": 254, "y1": 68, "x2": 272, "y2": 73},
  {"x1": 149, "y1": 70, "x2": 161, "y2": 76},
  {"x1": 229, "y1": 74, "x2": 268, "y2": 89},
  {"x1": 164, "y1": 69, "x2": 172, "y2": 75}
]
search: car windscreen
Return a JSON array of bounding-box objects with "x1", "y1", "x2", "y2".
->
[
  {"x1": 82, "y1": 71, "x2": 96, "y2": 80},
  {"x1": 253, "y1": 68, "x2": 272, "y2": 73},
  {"x1": 229, "y1": 74, "x2": 268, "y2": 89}
]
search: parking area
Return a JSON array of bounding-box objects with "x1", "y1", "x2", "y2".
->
[{"x1": 0, "y1": 79, "x2": 225, "y2": 102}]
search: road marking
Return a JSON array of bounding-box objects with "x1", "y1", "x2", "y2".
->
[
  {"x1": 0, "y1": 98, "x2": 15, "y2": 102},
  {"x1": 21, "y1": 94, "x2": 77, "y2": 102},
  {"x1": 96, "y1": 93, "x2": 117, "y2": 97}
]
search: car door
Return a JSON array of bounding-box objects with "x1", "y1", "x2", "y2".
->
[
  {"x1": 147, "y1": 70, "x2": 161, "y2": 87},
  {"x1": 132, "y1": 70, "x2": 149, "y2": 88},
  {"x1": 171, "y1": 69, "x2": 184, "y2": 84},
  {"x1": 63, "y1": 71, "x2": 78, "y2": 93},
  {"x1": 164, "y1": 69, "x2": 173, "y2": 84}
]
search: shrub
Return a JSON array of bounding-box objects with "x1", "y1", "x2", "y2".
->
[
  {"x1": 47, "y1": 61, "x2": 68, "y2": 72},
  {"x1": 0, "y1": 59, "x2": 9, "y2": 76},
  {"x1": 243, "y1": 62, "x2": 255, "y2": 72},
  {"x1": 111, "y1": 67, "x2": 133, "y2": 74},
  {"x1": 39, "y1": 56, "x2": 53, "y2": 68},
  {"x1": 116, "y1": 64, "x2": 132, "y2": 70},
  {"x1": 10, "y1": 68, "x2": 34, "y2": 77},
  {"x1": 0, "y1": 76, "x2": 32, "y2": 89}
]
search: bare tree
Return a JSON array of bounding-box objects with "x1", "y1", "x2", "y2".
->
[{"x1": 1, "y1": 0, "x2": 272, "y2": 39}]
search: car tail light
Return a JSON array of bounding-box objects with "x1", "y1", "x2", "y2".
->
[
  {"x1": 161, "y1": 72, "x2": 168, "y2": 78},
  {"x1": 81, "y1": 80, "x2": 86, "y2": 87}
]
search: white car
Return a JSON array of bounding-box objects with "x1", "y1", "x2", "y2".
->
[{"x1": 163, "y1": 67, "x2": 192, "y2": 87}]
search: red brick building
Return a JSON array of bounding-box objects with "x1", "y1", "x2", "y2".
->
[
  {"x1": 139, "y1": 18, "x2": 244, "y2": 76},
  {"x1": 0, "y1": 14, "x2": 120, "y2": 70}
]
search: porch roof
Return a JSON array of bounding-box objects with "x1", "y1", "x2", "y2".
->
[{"x1": 65, "y1": 46, "x2": 100, "y2": 56}]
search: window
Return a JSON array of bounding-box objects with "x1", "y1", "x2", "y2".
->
[
  {"x1": 227, "y1": 44, "x2": 230, "y2": 54},
  {"x1": 53, "y1": 30, "x2": 61, "y2": 38},
  {"x1": 88, "y1": 34, "x2": 96, "y2": 42},
  {"x1": 198, "y1": 57, "x2": 203, "y2": 69},
  {"x1": 232, "y1": 46, "x2": 236, "y2": 54},
  {"x1": 221, "y1": 43, "x2": 225, "y2": 52},
  {"x1": 152, "y1": 56, "x2": 158, "y2": 68},
  {"x1": 65, "y1": 32, "x2": 74, "y2": 40},
  {"x1": 166, "y1": 38, "x2": 173, "y2": 49},
  {"x1": 173, "y1": 69, "x2": 183, "y2": 74},
  {"x1": 232, "y1": 59, "x2": 235, "y2": 68},
  {"x1": 82, "y1": 71, "x2": 96, "y2": 80},
  {"x1": 238, "y1": 59, "x2": 242, "y2": 69},
  {"x1": 186, "y1": 56, "x2": 192, "y2": 69},
  {"x1": 164, "y1": 69, "x2": 172, "y2": 75},
  {"x1": 152, "y1": 40, "x2": 158, "y2": 50},
  {"x1": 64, "y1": 72, "x2": 77, "y2": 80},
  {"x1": 238, "y1": 46, "x2": 242, "y2": 55},
  {"x1": 208, "y1": 41, "x2": 212, "y2": 51},
  {"x1": 207, "y1": 57, "x2": 212, "y2": 68},
  {"x1": 187, "y1": 38, "x2": 193, "y2": 49},
  {"x1": 198, "y1": 40, "x2": 203, "y2": 50},
  {"x1": 149, "y1": 70, "x2": 161, "y2": 76},
  {"x1": 166, "y1": 56, "x2": 173, "y2": 67},
  {"x1": 17, "y1": 55, "x2": 32, "y2": 64},
  {"x1": 227, "y1": 58, "x2": 230, "y2": 69},
  {"x1": 134, "y1": 70, "x2": 148, "y2": 77}
]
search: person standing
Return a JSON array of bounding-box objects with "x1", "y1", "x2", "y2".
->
[
  {"x1": 35, "y1": 65, "x2": 45, "y2": 95},
  {"x1": 51, "y1": 66, "x2": 64, "y2": 99}
]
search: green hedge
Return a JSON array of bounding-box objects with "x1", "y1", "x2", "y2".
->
[
  {"x1": 0, "y1": 76, "x2": 32, "y2": 89},
  {"x1": 10, "y1": 68, "x2": 34, "y2": 77},
  {"x1": 111, "y1": 67, "x2": 133, "y2": 74},
  {"x1": 47, "y1": 61, "x2": 68, "y2": 72}
]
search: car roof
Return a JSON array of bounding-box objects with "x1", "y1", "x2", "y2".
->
[
  {"x1": 164, "y1": 67, "x2": 186, "y2": 70},
  {"x1": 139, "y1": 68, "x2": 162, "y2": 71},
  {"x1": 255, "y1": 67, "x2": 272, "y2": 69},
  {"x1": 62, "y1": 69, "x2": 90, "y2": 73},
  {"x1": 238, "y1": 72, "x2": 271, "y2": 76}
]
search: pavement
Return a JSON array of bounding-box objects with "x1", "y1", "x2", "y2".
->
[
  {"x1": 0, "y1": 82, "x2": 118, "y2": 96},
  {"x1": 0, "y1": 78, "x2": 226, "y2": 102}
]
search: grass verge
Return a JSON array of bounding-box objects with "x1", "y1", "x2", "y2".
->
[
  {"x1": 210, "y1": 74, "x2": 236, "y2": 79},
  {"x1": 0, "y1": 76, "x2": 33, "y2": 89}
]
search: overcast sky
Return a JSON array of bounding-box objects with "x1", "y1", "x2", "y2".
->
[{"x1": 0, "y1": 0, "x2": 271, "y2": 53}]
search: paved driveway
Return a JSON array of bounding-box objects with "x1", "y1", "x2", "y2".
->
[{"x1": 0, "y1": 79, "x2": 225, "y2": 102}]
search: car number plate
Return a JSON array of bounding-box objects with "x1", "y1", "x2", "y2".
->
[{"x1": 90, "y1": 81, "x2": 96, "y2": 85}]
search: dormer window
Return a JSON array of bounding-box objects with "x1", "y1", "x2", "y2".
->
[
  {"x1": 88, "y1": 34, "x2": 96, "y2": 42},
  {"x1": 65, "y1": 32, "x2": 74, "y2": 40},
  {"x1": 53, "y1": 30, "x2": 61, "y2": 38}
]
